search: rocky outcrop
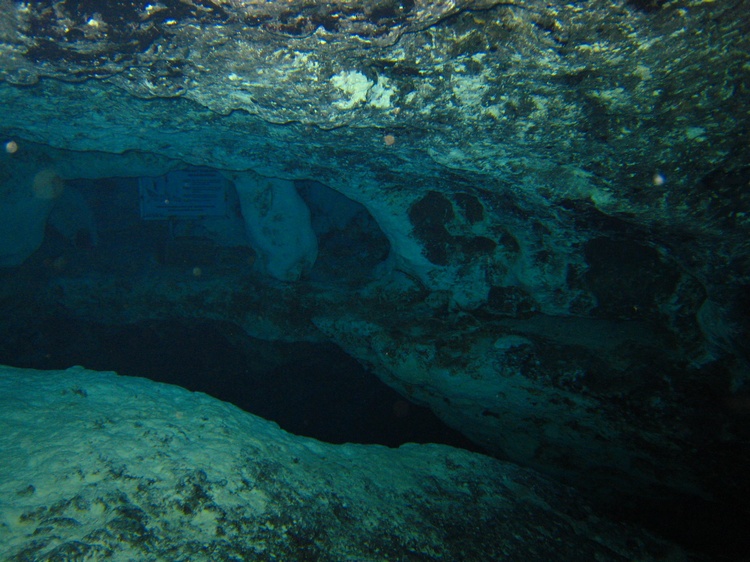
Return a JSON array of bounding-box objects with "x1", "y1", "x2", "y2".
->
[{"x1": 0, "y1": 365, "x2": 683, "y2": 561}]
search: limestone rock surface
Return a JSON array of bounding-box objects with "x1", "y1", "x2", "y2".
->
[{"x1": 0, "y1": 365, "x2": 680, "y2": 561}]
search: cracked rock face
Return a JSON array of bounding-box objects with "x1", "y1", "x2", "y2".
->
[{"x1": 1, "y1": 0, "x2": 749, "y2": 557}]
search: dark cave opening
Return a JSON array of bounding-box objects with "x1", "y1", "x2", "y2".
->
[
  {"x1": 0, "y1": 312, "x2": 481, "y2": 451},
  {"x1": 0, "y1": 171, "x2": 481, "y2": 452}
]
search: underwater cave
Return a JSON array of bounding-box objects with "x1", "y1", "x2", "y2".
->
[{"x1": 0, "y1": 171, "x2": 478, "y2": 452}]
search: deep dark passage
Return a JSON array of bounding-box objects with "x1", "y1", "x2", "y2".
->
[
  {"x1": 0, "y1": 313, "x2": 481, "y2": 451},
  {"x1": 0, "y1": 174, "x2": 481, "y2": 451}
]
